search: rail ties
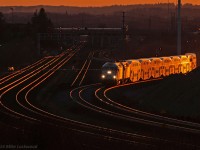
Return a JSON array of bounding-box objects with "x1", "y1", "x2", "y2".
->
[{"x1": 71, "y1": 51, "x2": 95, "y2": 87}]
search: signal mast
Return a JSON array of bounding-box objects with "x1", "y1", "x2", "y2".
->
[{"x1": 177, "y1": 0, "x2": 181, "y2": 55}]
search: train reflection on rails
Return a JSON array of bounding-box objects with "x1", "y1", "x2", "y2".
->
[{"x1": 101, "y1": 53, "x2": 197, "y2": 85}]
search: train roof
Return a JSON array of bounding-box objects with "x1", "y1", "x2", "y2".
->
[
  {"x1": 160, "y1": 57, "x2": 172, "y2": 60},
  {"x1": 126, "y1": 59, "x2": 140, "y2": 63},
  {"x1": 170, "y1": 56, "x2": 180, "y2": 58},
  {"x1": 138, "y1": 58, "x2": 151, "y2": 63},
  {"x1": 102, "y1": 62, "x2": 118, "y2": 68},
  {"x1": 185, "y1": 53, "x2": 196, "y2": 56},
  {"x1": 178, "y1": 55, "x2": 187, "y2": 58},
  {"x1": 149, "y1": 57, "x2": 162, "y2": 61}
]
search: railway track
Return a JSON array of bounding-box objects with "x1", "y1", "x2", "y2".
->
[
  {"x1": 96, "y1": 82, "x2": 200, "y2": 135},
  {"x1": 104, "y1": 82, "x2": 200, "y2": 130},
  {"x1": 71, "y1": 51, "x2": 94, "y2": 87},
  {"x1": 0, "y1": 44, "x2": 81, "y2": 124},
  {"x1": 0, "y1": 44, "x2": 154, "y2": 149},
  {"x1": 0, "y1": 43, "x2": 199, "y2": 149},
  {"x1": 70, "y1": 82, "x2": 200, "y2": 149},
  {"x1": 0, "y1": 58, "x2": 48, "y2": 86}
]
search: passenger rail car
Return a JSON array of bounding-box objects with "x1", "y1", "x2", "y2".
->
[
  {"x1": 150, "y1": 58, "x2": 162, "y2": 78},
  {"x1": 101, "y1": 53, "x2": 197, "y2": 85},
  {"x1": 101, "y1": 62, "x2": 130, "y2": 85}
]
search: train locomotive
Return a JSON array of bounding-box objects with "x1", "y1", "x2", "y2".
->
[{"x1": 101, "y1": 53, "x2": 197, "y2": 85}]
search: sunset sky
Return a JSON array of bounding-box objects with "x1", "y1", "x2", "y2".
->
[{"x1": 0, "y1": 0, "x2": 199, "y2": 7}]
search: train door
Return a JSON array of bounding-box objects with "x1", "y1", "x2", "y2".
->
[
  {"x1": 178, "y1": 65, "x2": 182, "y2": 73},
  {"x1": 183, "y1": 64, "x2": 186, "y2": 73},
  {"x1": 165, "y1": 67, "x2": 169, "y2": 76},
  {"x1": 148, "y1": 68, "x2": 151, "y2": 79},
  {"x1": 151, "y1": 67, "x2": 155, "y2": 78},
  {"x1": 117, "y1": 67, "x2": 122, "y2": 80},
  {"x1": 125, "y1": 65, "x2": 130, "y2": 80},
  {"x1": 130, "y1": 70, "x2": 133, "y2": 81},
  {"x1": 131, "y1": 71, "x2": 134, "y2": 82},
  {"x1": 186, "y1": 63, "x2": 189, "y2": 72},
  {"x1": 137, "y1": 69, "x2": 141, "y2": 80},
  {"x1": 141, "y1": 69, "x2": 144, "y2": 80},
  {"x1": 159, "y1": 67, "x2": 162, "y2": 77},
  {"x1": 162, "y1": 66, "x2": 165, "y2": 76},
  {"x1": 162, "y1": 66, "x2": 166, "y2": 76},
  {"x1": 155, "y1": 68, "x2": 159, "y2": 78},
  {"x1": 132, "y1": 71, "x2": 135, "y2": 82},
  {"x1": 169, "y1": 66, "x2": 175, "y2": 75},
  {"x1": 174, "y1": 64, "x2": 178, "y2": 74}
]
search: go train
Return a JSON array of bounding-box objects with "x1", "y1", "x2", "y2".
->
[{"x1": 101, "y1": 53, "x2": 197, "y2": 85}]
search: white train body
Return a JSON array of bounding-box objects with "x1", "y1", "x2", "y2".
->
[{"x1": 101, "y1": 53, "x2": 197, "y2": 85}]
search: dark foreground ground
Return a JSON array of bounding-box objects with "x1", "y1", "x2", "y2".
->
[{"x1": 107, "y1": 67, "x2": 200, "y2": 122}]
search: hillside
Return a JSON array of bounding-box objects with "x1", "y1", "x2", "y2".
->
[
  {"x1": 139, "y1": 69, "x2": 200, "y2": 118},
  {"x1": 107, "y1": 67, "x2": 200, "y2": 121}
]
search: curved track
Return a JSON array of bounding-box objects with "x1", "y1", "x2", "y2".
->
[
  {"x1": 0, "y1": 44, "x2": 154, "y2": 149},
  {"x1": 0, "y1": 43, "x2": 199, "y2": 149},
  {"x1": 70, "y1": 82, "x2": 200, "y2": 149}
]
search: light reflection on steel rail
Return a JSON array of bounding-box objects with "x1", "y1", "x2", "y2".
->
[
  {"x1": 0, "y1": 52, "x2": 74, "y2": 121},
  {"x1": 0, "y1": 42, "x2": 82, "y2": 121},
  {"x1": 0, "y1": 56, "x2": 59, "y2": 91},
  {"x1": 71, "y1": 51, "x2": 95, "y2": 87},
  {"x1": 76, "y1": 84, "x2": 199, "y2": 148},
  {"x1": 104, "y1": 82, "x2": 200, "y2": 130},
  {"x1": 15, "y1": 50, "x2": 79, "y2": 119},
  {"x1": 69, "y1": 84, "x2": 156, "y2": 148},
  {"x1": 94, "y1": 84, "x2": 200, "y2": 134},
  {"x1": 0, "y1": 58, "x2": 47, "y2": 84},
  {"x1": 0, "y1": 44, "x2": 80, "y2": 83},
  {"x1": 70, "y1": 83, "x2": 200, "y2": 149},
  {"x1": 20, "y1": 62, "x2": 156, "y2": 148}
]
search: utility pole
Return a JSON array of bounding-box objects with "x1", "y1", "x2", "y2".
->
[
  {"x1": 168, "y1": 0, "x2": 170, "y2": 32},
  {"x1": 177, "y1": 0, "x2": 181, "y2": 55},
  {"x1": 149, "y1": 16, "x2": 152, "y2": 31},
  {"x1": 10, "y1": 7, "x2": 13, "y2": 24},
  {"x1": 122, "y1": 11, "x2": 125, "y2": 39},
  {"x1": 121, "y1": 11, "x2": 127, "y2": 59}
]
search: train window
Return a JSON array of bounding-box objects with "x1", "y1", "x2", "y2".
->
[{"x1": 190, "y1": 58, "x2": 192, "y2": 62}]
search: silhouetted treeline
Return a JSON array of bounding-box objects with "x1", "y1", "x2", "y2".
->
[
  {"x1": 0, "y1": 8, "x2": 53, "y2": 41},
  {"x1": 31, "y1": 8, "x2": 53, "y2": 33},
  {"x1": 0, "y1": 8, "x2": 53, "y2": 69},
  {"x1": 1, "y1": 4, "x2": 200, "y2": 32},
  {"x1": 0, "y1": 3, "x2": 200, "y2": 15},
  {"x1": 0, "y1": 12, "x2": 6, "y2": 41}
]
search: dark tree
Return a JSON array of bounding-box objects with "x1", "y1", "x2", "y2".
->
[
  {"x1": 0, "y1": 12, "x2": 6, "y2": 40},
  {"x1": 31, "y1": 8, "x2": 53, "y2": 33},
  {"x1": 0, "y1": 12, "x2": 5, "y2": 25}
]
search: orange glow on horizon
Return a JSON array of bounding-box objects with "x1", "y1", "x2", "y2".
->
[{"x1": 0, "y1": 0, "x2": 199, "y2": 7}]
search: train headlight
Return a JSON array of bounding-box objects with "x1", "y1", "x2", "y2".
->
[
  {"x1": 102, "y1": 75, "x2": 105, "y2": 79},
  {"x1": 113, "y1": 75, "x2": 116, "y2": 79},
  {"x1": 107, "y1": 70, "x2": 112, "y2": 74}
]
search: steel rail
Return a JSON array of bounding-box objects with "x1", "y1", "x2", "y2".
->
[
  {"x1": 0, "y1": 57, "x2": 47, "y2": 84},
  {"x1": 71, "y1": 51, "x2": 94, "y2": 87},
  {"x1": 104, "y1": 81, "x2": 200, "y2": 129}
]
